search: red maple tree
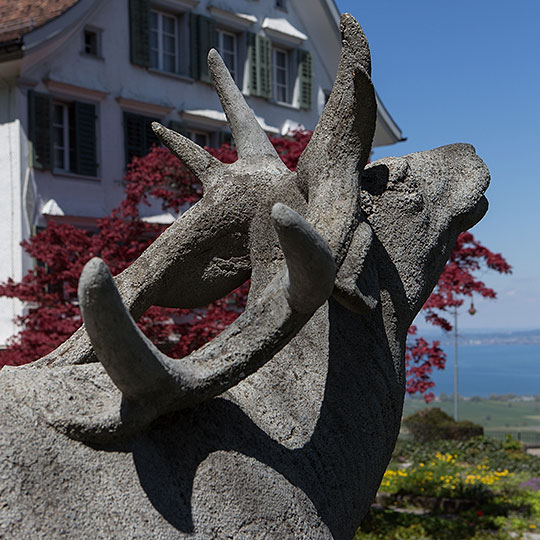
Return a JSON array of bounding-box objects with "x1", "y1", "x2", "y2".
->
[
  {"x1": 0, "y1": 131, "x2": 510, "y2": 402},
  {"x1": 406, "y1": 232, "x2": 511, "y2": 402}
]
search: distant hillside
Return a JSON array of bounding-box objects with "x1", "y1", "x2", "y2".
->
[{"x1": 413, "y1": 328, "x2": 540, "y2": 346}]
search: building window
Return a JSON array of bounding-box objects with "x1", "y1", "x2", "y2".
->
[
  {"x1": 53, "y1": 103, "x2": 76, "y2": 172},
  {"x1": 217, "y1": 29, "x2": 237, "y2": 80},
  {"x1": 150, "y1": 10, "x2": 178, "y2": 73},
  {"x1": 27, "y1": 90, "x2": 98, "y2": 176},
  {"x1": 273, "y1": 48, "x2": 289, "y2": 103},
  {"x1": 83, "y1": 27, "x2": 101, "y2": 56},
  {"x1": 187, "y1": 130, "x2": 210, "y2": 148}
]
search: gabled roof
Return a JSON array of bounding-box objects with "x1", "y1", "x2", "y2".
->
[{"x1": 0, "y1": 0, "x2": 79, "y2": 44}]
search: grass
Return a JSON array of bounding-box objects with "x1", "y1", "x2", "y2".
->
[{"x1": 403, "y1": 397, "x2": 540, "y2": 433}]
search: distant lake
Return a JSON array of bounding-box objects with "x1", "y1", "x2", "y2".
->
[{"x1": 425, "y1": 343, "x2": 540, "y2": 397}]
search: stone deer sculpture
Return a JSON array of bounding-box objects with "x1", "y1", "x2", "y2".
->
[{"x1": 0, "y1": 14, "x2": 489, "y2": 540}]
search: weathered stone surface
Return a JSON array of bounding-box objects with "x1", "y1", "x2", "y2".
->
[{"x1": 0, "y1": 14, "x2": 489, "y2": 540}]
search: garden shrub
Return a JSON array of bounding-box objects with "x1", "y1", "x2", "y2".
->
[
  {"x1": 355, "y1": 507, "x2": 511, "y2": 540},
  {"x1": 403, "y1": 408, "x2": 484, "y2": 442},
  {"x1": 393, "y1": 436, "x2": 540, "y2": 476}
]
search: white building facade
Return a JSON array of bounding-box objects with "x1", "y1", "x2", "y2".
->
[{"x1": 0, "y1": 0, "x2": 403, "y2": 344}]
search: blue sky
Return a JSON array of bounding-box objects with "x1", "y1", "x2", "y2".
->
[{"x1": 336, "y1": 0, "x2": 540, "y2": 331}]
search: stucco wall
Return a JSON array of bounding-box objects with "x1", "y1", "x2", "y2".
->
[
  {"x1": 0, "y1": 0, "x2": 401, "y2": 347},
  {"x1": 19, "y1": 0, "x2": 336, "y2": 220},
  {"x1": 0, "y1": 85, "x2": 25, "y2": 345}
]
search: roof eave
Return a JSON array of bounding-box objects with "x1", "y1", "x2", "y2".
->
[
  {"x1": 323, "y1": 0, "x2": 341, "y2": 29},
  {"x1": 0, "y1": 39, "x2": 23, "y2": 61},
  {"x1": 21, "y1": 0, "x2": 100, "y2": 53},
  {"x1": 375, "y1": 93, "x2": 405, "y2": 145}
]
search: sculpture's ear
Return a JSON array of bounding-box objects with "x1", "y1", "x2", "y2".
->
[{"x1": 332, "y1": 218, "x2": 379, "y2": 314}]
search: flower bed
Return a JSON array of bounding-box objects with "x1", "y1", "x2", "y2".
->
[
  {"x1": 355, "y1": 437, "x2": 540, "y2": 540},
  {"x1": 380, "y1": 451, "x2": 512, "y2": 500}
]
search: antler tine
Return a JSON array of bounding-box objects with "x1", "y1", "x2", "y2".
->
[
  {"x1": 78, "y1": 258, "x2": 177, "y2": 402},
  {"x1": 207, "y1": 49, "x2": 284, "y2": 164},
  {"x1": 152, "y1": 122, "x2": 223, "y2": 187},
  {"x1": 272, "y1": 203, "x2": 335, "y2": 313},
  {"x1": 340, "y1": 12, "x2": 371, "y2": 76},
  {"x1": 78, "y1": 204, "x2": 334, "y2": 434},
  {"x1": 297, "y1": 13, "x2": 377, "y2": 267}
]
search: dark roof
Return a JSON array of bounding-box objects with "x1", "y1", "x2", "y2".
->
[{"x1": 0, "y1": 0, "x2": 80, "y2": 45}]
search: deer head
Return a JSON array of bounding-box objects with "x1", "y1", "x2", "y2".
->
[
  {"x1": 27, "y1": 14, "x2": 488, "y2": 445},
  {"x1": 26, "y1": 14, "x2": 380, "y2": 441},
  {"x1": 0, "y1": 14, "x2": 492, "y2": 540}
]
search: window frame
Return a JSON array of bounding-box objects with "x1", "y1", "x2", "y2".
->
[
  {"x1": 82, "y1": 26, "x2": 103, "y2": 58},
  {"x1": 217, "y1": 28, "x2": 238, "y2": 81},
  {"x1": 28, "y1": 89, "x2": 100, "y2": 178},
  {"x1": 150, "y1": 9, "x2": 179, "y2": 74},
  {"x1": 52, "y1": 102, "x2": 75, "y2": 173},
  {"x1": 273, "y1": 47, "x2": 290, "y2": 104}
]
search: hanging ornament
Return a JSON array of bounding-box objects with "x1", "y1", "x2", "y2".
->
[{"x1": 468, "y1": 301, "x2": 477, "y2": 316}]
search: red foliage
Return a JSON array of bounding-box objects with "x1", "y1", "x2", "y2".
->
[
  {"x1": 0, "y1": 132, "x2": 308, "y2": 368},
  {"x1": 405, "y1": 233, "x2": 511, "y2": 401},
  {"x1": 0, "y1": 131, "x2": 510, "y2": 404},
  {"x1": 422, "y1": 232, "x2": 511, "y2": 331}
]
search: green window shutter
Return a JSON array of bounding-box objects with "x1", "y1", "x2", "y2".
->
[
  {"x1": 144, "y1": 116, "x2": 160, "y2": 150},
  {"x1": 199, "y1": 16, "x2": 216, "y2": 83},
  {"x1": 129, "y1": 0, "x2": 151, "y2": 67},
  {"x1": 247, "y1": 32, "x2": 258, "y2": 95},
  {"x1": 190, "y1": 14, "x2": 217, "y2": 82},
  {"x1": 248, "y1": 34, "x2": 272, "y2": 99},
  {"x1": 257, "y1": 35, "x2": 272, "y2": 99},
  {"x1": 298, "y1": 49, "x2": 313, "y2": 110},
  {"x1": 28, "y1": 90, "x2": 52, "y2": 169},
  {"x1": 189, "y1": 13, "x2": 200, "y2": 79},
  {"x1": 74, "y1": 102, "x2": 97, "y2": 176}
]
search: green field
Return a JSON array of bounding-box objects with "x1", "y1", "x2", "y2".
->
[{"x1": 402, "y1": 397, "x2": 540, "y2": 435}]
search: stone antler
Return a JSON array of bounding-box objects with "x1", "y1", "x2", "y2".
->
[
  {"x1": 76, "y1": 40, "x2": 349, "y2": 435},
  {"x1": 151, "y1": 48, "x2": 287, "y2": 184},
  {"x1": 298, "y1": 14, "x2": 376, "y2": 266},
  {"x1": 52, "y1": 15, "x2": 378, "y2": 438},
  {"x1": 79, "y1": 204, "x2": 334, "y2": 427}
]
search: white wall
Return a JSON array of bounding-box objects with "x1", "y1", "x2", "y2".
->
[
  {"x1": 0, "y1": 0, "x2": 393, "y2": 345},
  {"x1": 17, "y1": 0, "x2": 337, "y2": 220},
  {"x1": 0, "y1": 85, "x2": 25, "y2": 345}
]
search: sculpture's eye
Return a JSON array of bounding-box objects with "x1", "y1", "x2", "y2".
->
[
  {"x1": 361, "y1": 164, "x2": 390, "y2": 195},
  {"x1": 361, "y1": 158, "x2": 411, "y2": 196}
]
